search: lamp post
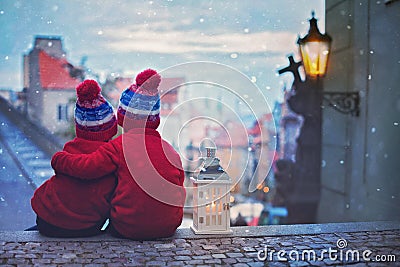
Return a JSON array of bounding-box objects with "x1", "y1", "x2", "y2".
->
[{"x1": 277, "y1": 12, "x2": 359, "y2": 223}]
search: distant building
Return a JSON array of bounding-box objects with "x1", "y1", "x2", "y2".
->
[
  {"x1": 159, "y1": 77, "x2": 185, "y2": 115},
  {"x1": 247, "y1": 113, "x2": 277, "y2": 200},
  {"x1": 104, "y1": 76, "x2": 184, "y2": 110},
  {"x1": 278, "y1": 90, "x2": 303, "y2": 162},
  {"x1": 23, "y1": 36, "x2": 82, "y2": 136},
  {"x1": 103, "y1": 74, "x2": 185, "y2": 147},
  {"x1": 102, "y1": 76, "x2": 134, "y2": 107},
  {"x1": 205, "y1": 120, "x2": 249, "y2": 194},
  {"x1": 0, "y1": 88, "x2": 14, "y2": 103},
  {"x1": 0, "y1": 88, "x2": 26, "y2": 113},
  {"x1": 158, "y1": 77, "x2": 186, "y2": 148}
]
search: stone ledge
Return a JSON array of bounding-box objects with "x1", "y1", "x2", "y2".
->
[
  {"x1": 1, "y1": 222, "x2": 399, "y2": 266},
  {"x1": 1, "y1": 221, "x2": 399, "y2": 242}
]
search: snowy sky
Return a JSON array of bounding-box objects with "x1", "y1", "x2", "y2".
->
[{"x1": 0, "y1": 0, "x2": 324, "y2": 104}]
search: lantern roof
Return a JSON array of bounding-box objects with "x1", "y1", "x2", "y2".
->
[
  {"x1": 297, "y1": 11, "x2": 332, "y2": 45},
  {"x1": 194, "y1": 147, "x2": 231, "y2": 181}
]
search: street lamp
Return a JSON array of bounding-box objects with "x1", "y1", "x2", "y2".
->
[
  {"x1": 297, "y1": 11, "x2": 332, "y2": 78},
  {"x1": 279, "y1": 12, "x2": 360, "y2": 116},
  {"x1": 277, "y1": 12, "x2": 359, "y2": 224}
]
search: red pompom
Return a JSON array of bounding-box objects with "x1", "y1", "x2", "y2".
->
[
  {"x1": 76, "y1": 80, "x2": 101, "y2": 101},
  {"x1": 135, "y1": 69, "x2": 161, "y2": 94}
]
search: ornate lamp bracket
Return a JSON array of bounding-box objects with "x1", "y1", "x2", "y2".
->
[{"x1": 322, "y1": 92, "x2": 360, "y2": 116}]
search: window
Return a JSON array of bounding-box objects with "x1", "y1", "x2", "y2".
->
[{"x1": 57, "y1": 104, "x2": 69, "y2": 121}]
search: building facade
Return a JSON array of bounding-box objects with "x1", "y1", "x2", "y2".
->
[
  {"x1": 318, "y1": 0, "x2": 400, "y2": 222},
  {"x1": 23, "y1": 36, "x2": 81, "y2": 136}
]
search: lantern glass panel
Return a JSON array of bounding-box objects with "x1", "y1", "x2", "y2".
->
[{"x1": 299, "y1": 41, "x2": 330, "y2": 77}]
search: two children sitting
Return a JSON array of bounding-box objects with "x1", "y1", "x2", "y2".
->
[{"x1": 31, "y1": 69, "x2": 186, "y2": 239}]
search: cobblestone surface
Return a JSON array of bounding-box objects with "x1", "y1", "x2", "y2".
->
[{"x1": 1, "y1": 223, "x2": 399, "y2": 266}]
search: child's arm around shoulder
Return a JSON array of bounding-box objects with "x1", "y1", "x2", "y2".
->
[{"x1": 51, "y1": 139, "x2": 119, "y2": 179}]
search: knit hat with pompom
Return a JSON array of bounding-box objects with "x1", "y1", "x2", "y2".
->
[
  {"x1": 74, "y1": 79, "x2": 117, "y2": 141},
  {"x1": 117, "y1": 69, "x2": 161, "y2": 129}
]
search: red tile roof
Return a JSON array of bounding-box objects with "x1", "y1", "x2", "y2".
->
[
  {"x1": 39, "y1": 51, "x2": 81, "y2": 89},
  {"x1": 248, "y1": 113, "x2": 274, "y2": 145},
  {"x1": 159, "y1": 77, "x2": 185, "y2": 104},
  {"x1": 206, "y1": 121, "x2": 249, "y2": 148},
  {"x1": 159, "y1": 77, "x2": 185, "y2": 92},
  {"x1": 115, "y1": 77, "x2": 134, "y2": 91}
]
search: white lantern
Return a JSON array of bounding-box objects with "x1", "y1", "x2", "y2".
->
[{"x1": 191, "y1": 147, "x2": 232, "y2": 234}]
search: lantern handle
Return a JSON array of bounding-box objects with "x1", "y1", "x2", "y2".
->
[{"x1": 223, "y1": 203, "x2": 230, "y2": 210}]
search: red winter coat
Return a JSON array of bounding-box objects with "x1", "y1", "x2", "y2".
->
[
  {"x1": 31, "y1": 138, "x2": 116, "y2": 230},
  {"x1": 51, "y1": 128, "x2": 186, "y2": 240}
]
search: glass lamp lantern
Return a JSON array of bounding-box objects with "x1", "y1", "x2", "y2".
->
[
  {"x1": 297, "y1": 12, "x2": 332, "y2": 78},
  {"x1": 191, "y1": 147, "x2": 232, "y2": 234}
]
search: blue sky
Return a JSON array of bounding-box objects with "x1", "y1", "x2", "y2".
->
[{"x1": 0, "y1": 0, "x2": 324, "y2": 104}]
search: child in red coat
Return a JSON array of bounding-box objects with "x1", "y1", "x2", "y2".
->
[
  {"x1": 31, "y1": 80, "x2": 117, "y2": 237},
  {"x1": 51, "y1": 69, "x2": 186, "y2": 240}
]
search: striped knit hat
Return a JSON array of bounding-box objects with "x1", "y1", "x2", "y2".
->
[
  {"x1": 75, "y1": 79, "x2": 117, "y2": 141},
  {"x1": 117, "y1": 69, "x2": 161, "y2": 129}
]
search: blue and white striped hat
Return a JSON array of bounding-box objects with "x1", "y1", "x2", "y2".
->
[
  {"x1": 75, "y1": 80, "x2": 117, "y2": 141},
  {"x1": 117, "y1": 69, "x2": 161, "y2": 129}
]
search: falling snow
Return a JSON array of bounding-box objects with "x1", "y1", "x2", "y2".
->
[{"x1": 0, "y1": 0, "x2": 398, "y2": 229}]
